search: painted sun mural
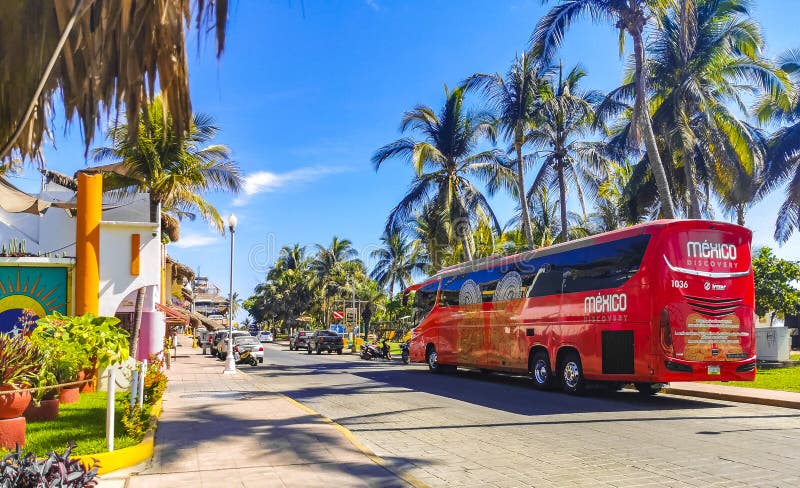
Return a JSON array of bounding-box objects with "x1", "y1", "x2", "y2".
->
[{"x1": 0, "y1": 266, "x2": 69, "y2": 335}]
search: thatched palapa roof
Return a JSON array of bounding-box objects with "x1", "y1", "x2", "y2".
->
[{"x1": 0, "y1": 0, "x2": 228, "y2": 161}]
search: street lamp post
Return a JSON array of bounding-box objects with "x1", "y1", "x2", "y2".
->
[{"x1": 223, "y1": 214, "x2": 238, "y2": 375}]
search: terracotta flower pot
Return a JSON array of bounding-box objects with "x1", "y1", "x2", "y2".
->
[
  {"x1": 59, "y1": 387, "x2": 80, "y2": 404},
  {"x1": 79, "y1": 369, "x2": 96, "y2": 393},
  {"x1": 23, "y1": 399, "x2": 59, "y2": 422},
  {"x1": 0, "y1": 385, "x2": 32, "y2": 420}
]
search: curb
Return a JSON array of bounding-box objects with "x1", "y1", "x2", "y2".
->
[
  {"x1": 278, "y1": 393, "x2": 431, "y2": 488},
  {"x1": 75, "y1": 400, "x2": 163, "y2": 475},
  {"x1": 663, "y1": 387, "x2": 800, "y2": 410}
]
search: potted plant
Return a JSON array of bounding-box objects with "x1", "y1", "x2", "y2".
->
[
  {"x1": 0, "y1": 333, "x2": 42, "y2": 419},
  {"x1": 29, "y1": 328, "x2": 85, "y2": 405},
  {"x1": 35, "y1": 312, "x2": 129, "y2": 393},
  {"x1": 23, "y1": 367, "x2": 60, "y2": 422}
]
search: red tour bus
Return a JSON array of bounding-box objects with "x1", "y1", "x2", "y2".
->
[{"x1": 405, "y1": 219, "x2": 756, "y2": 394}]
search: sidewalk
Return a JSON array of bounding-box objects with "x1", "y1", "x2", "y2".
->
[
  {"x1": 98, "y1": 345, "x2": 413, "y2": 488},
  {"x1": 666, "y1": 381, "x2": 800, "y2": 409}
]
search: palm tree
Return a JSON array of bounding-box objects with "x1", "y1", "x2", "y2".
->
[
  {"x1": 591, "y1": 161, "x2": 638, "y2": 231},
  {"x1": 532, "y1": 0, "x2": 678, "y2": 219},
  {"x1": 312, "y1": 237, "x2": 361, "y2": 324},
  {"x1": 93, "y1": 96, "x2": 242, "y2": 233},
  {"x1": 464, "y1": 53, "x2": 548, "y2": 248},
  {"x1": 369, "y1": 231, "x2": 426, "y2": 296},
  {"x1": 0, "y1": 1, "x2": 227, "y2": 161},
  {"x1": 93, "y1": 96, "x2": 240, "y2": 358},
  {"x1": 528, "y1": 186, "x2": 562, "y2": 247},
  {"x1": 619, "y1": 0, "x2": 786, "y2": 219},
  {"x1": 526, "y1": 64, "x2": 611, "y2": 241},
  {"x1": 759, "y1": 49, "x2": 800, "y2": 242},
  {"x1": 373, "y1": 86, "x2": 515, "y2": 262}
]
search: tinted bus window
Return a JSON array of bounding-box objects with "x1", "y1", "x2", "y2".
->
[
  {"x1": 413, "y1": 281, "x2": 439, "y2": 325},
  {"x1": 562, "y1": 235, "x2": 650, "y2": 294}
]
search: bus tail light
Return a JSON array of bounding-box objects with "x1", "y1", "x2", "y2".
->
[{"x1": 660, "y1": 308, "x2": 673, "y2": 356}]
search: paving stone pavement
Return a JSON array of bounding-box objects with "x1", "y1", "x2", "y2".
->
[
  {"x1": 98, "y1": 346, "x2": 412, "y2": 488},
  {"x1": 246, "y1": 343, "x2": 800, "y2": 488}
]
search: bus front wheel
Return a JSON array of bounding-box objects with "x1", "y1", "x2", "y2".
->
[
  {"x1": 426, "y1": 346, "x2": 441, "y2": 374},
  {"x1": 530, "y1": 351, "x2": 554, "y2": 390},
  {"x1": 560, "y1": 351, "x2": 586, "y2": 395}
]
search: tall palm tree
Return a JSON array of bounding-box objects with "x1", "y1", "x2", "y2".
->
[
  {"x1": 369, "y1": 231, "x2": 426, "y2": 296},
  {"x1": 373, "y1": 86, "x2": 515, "y2": 262},
  {"x1": 532, "y1": 0, "x2": 678, "y2": 219},
  {"x1": 312, "y1": 237, "x2": 361, "y2": 324},
  {"x1": 591, "y1": 161, "x2": 638, "y2": 231},
  {"x1": 619, "y1": 0, "x2": 786, "y2": 219},
  {"x1": 0, "y1": 1, "x2": 228, "y2": 161},
  {"x1": 526, "y1": 64, "x2": 611, "y2": 241},
  {"x1": 93, "y1": 96, "x2": 240, "y2": 358},
  {"x1": 759, "y1": 49, "x2": 800, "y2": 242},
  {"x1": 463, "y1": 53, "x2": 548, "y2": 248},
  {"x1": 93, "y1": 96, "x2": 242, "y2": 233}
]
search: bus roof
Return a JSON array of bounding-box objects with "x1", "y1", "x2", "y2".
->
[{"x1": 402, "y1": 219, "x2": 750, "y2": 291}]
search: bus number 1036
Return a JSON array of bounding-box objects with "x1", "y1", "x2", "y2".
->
[{"x1": 672, "y1": 279, "x2": 688, "y2": 289}]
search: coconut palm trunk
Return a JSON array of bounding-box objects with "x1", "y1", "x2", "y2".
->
[
  {"x1": 736, "y1": 204, "x2": 745, "y2": 226},
  {"x1": 515, "y1": 136, "x2": 535, "y2": 246},
  {"x1": 557, "y1": 163, "x2": 569, "y2": 242},
  {"x1": 682, "y1": 140, "x2": 702, "y2": 218},
  {"x1": 632, "y1": 30, "x2": 676, "y2": 219},
  {"x1": 130, "y1": 286, "x2": 145, "y2": 358}
]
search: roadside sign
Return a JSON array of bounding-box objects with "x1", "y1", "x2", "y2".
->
[{"x1": 330, "y1": 324, "x2": 345, "y2": 335}]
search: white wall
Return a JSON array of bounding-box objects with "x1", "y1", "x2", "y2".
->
[{"x1": 97, "y1": 220, "x2": 160, "y2": 317}]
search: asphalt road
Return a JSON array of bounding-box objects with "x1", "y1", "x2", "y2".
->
[{"x1": 246, "y1": 343, "x2": 800, "y2": 488}]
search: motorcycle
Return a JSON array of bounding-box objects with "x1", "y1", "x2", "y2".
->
[
  {"x1": 401, "y1": 341, "x2": 410, "y2": 364},
  {"x1": 233, "y1": 346, "x2": 258, "y2": 367},
  {"x1": 360, "y1": 342, "x2": 389, "y2": 360}
]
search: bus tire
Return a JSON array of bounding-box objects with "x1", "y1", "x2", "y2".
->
[
  {"x1": 560, "y1": 351, "x2": 586, "y2": 395},
  {"x1": 426, "y1": 345, "x2": 441, "y2": 374},
  {"x1": 635, "y1": 382, "x2": 661, "y2": 396},
  {"x1": 530, "y1": 351, "x2": 554, "y2": 390}
]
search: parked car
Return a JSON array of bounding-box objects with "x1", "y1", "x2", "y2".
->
[
  {"x1": 307, "y1": 330, "x2": 344, "y2": 355},
  {"x1": 219, "y1": 335, "x2": 264, "y2": 363},
  {"x1": 258, "y1": 330, "x2": 273, "y2": 343},
  {"x1": 213, "y1": 330, "x2": 250, "y2": 359},
  {"x1": 289, "y1": 331, "x2": 311, "y2": 351}
]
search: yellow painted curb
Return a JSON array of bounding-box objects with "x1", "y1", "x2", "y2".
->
[
  {"x1": 279, "y1": 393, "x2": 430, "y2": 488},
  {"x1": 75, "y1": 399, "x2": 163, "y2": 475}
]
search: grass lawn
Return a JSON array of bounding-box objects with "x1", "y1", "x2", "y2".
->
[
  {"x1": 791, "y1": 351, "x2": 800, "y2": 361},
  {"x1": 715, "y1": 365, "x2": 800, "y2": 393},
  {"x1": 5, "y1": 392, "x2": 142, "y2": 457}
]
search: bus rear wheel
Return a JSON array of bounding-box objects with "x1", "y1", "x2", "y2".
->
[
  {"x1": 635, "y1": 382, "x2": 662, "y2": 396},
  {"x1": 530, "y1": 351, "x2": 554, "y2": 390},
  {"x1": 560, "y1": 351, "x2": 586, "y2": 395}
]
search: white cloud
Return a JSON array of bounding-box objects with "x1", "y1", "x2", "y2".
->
[
  {"x1": 366, "y1": 0, "x2": 379, "y2": 11},
  {"x1": 234, "y1": 166, "x2": 347, "y2": 206},
  {"x1": 171, "y1": 233, "x2": 221, "y2": 248}
]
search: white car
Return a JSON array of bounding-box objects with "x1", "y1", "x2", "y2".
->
[
  {"x1": 258, "y1": 330, "x2": 273, "y2": 343},
  {"x1": 218, "y1": 334, "x2": 264, "y2": 363}
]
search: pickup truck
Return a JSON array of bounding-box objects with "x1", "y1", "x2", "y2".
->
[{"x1": 306, "y1": 330, "x2": 344, "y2": 355}]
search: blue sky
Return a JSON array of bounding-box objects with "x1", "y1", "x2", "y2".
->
[{"x1": 12, "y1": 0, "x2": 800, "y2": 320}]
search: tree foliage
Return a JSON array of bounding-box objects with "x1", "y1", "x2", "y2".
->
[{"x1": 752, "y1": 247, "x2": 800, "y2": 319}]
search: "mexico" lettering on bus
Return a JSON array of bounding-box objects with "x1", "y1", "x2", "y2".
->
[
  {"x1": 584, "y1": 293, "x2": 627, "y2": 314},
  {"x1": 686, "y1": 240, "x2": 737, "y2": 260}
]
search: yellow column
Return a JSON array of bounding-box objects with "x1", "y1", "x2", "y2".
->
[{"x1": 75, "y1": 173, "x2": 102, "y2": 315}]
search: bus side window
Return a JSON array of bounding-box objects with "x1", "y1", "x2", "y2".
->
[{"x1": 527, "y1": 263, "x2": 562, "y2": 298}]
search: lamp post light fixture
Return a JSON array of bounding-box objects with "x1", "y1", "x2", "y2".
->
[{"x1": 223, "y1": 213, "x2": 238, "y2": 375}]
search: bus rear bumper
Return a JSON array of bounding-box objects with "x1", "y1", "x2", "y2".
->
[{"x1": 656, "y1": 357, "x2": 757, "y2": 382}]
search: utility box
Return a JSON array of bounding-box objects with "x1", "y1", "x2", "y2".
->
[{"x1": 755, "y1": 327, "x2": 791, "y2": 361}]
